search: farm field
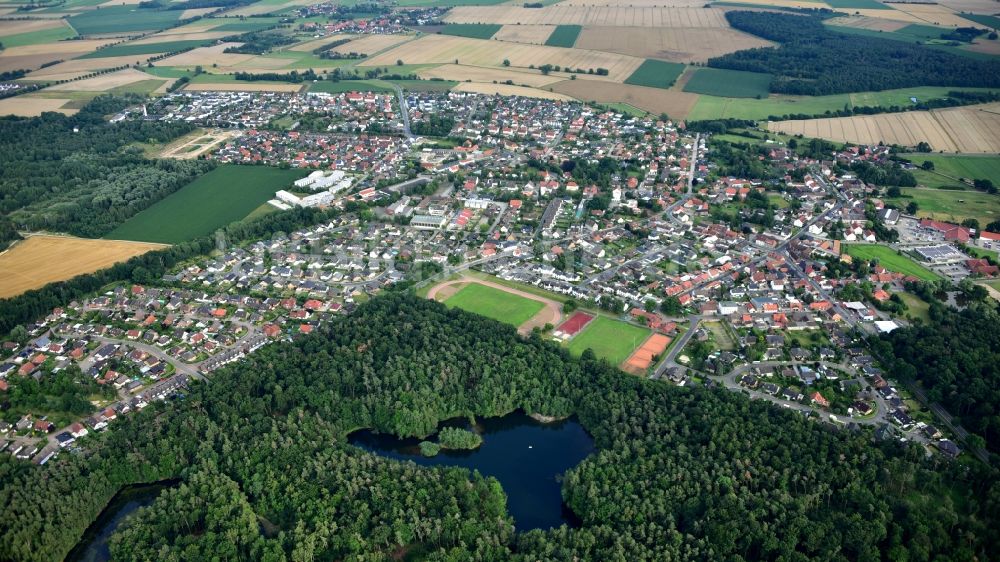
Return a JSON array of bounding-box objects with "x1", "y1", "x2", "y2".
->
[
  {"x1": 361, "y1": 34, "x2": 643, "y2": 82},
  {"x1": 573, "y1": 26, "x2": 773, "y2": 63},
  {"x1": 844, "y1": 244, "x2": 942, "y2": 281},
  {"x1": 452, "y1": 82, "x2": 573, "y2": 100},
  {"x1": 441, "y1": 282, "x2": 545, "y2": 326},
  {"x1": 440, "y1": 23, "x2": 502, "y2": 39},
  {"x1": 888, "y1": 188, "x2": 1000, "y2": 227},
  {"x1": 544, "y1": 25, "x2": 581, "y2": 48},
  {"x1": 68, "y1": 5, "x2": 185, "y2": 35},
  {"x1": 306, "y1": 80, "x2": 394, "y2": 93},
  {"x1": 493, "y1": 24, "x2": 554, "y2": 45},
  {"x1": 327, "y1": 34, "x2": 413, "y2": 55},
  {"x1": 184, "y1": 82, "x2": 304, "y2": 92},
  {"x1": 551, "y1": 79, "x2": 700, "y2": 118},
  {"x1": 419, "y1": 63, "x2": 563, "y2": 88},
  {"x1": 0, "y1": 235, "x2": 165, "y2": 299},
  {"x1": 823, "y1": 15, "x2": 908, "y2": 31},
  {"x1": 0, "y1": 39, "x2": 116, "y2": 74},
  {"x1": 46, "y1": 68, "x2": 167, "y2": 92},
  {"x1": 767, "y1": 103, "x2": 1000, "y2": 153},
  {"x1": 624, "y1": 59, "x2": 685, "y2": 89},
  {"x1": 0, "y1": 22, "x2": 76, "y2": 47},
  {"x1": 79, "y1": 39, "x2": 209, "y2": 59},
  {"x1": 905, "y1": 154, "x2": 1000, "y2": 187},
  {"x1": 0, "y1": 96, "x2": 75, "y2": 116},
  {"x1": 683, "y1": 68, "x2": 771, "y2": 98},
  {"x1": 566, "y1": 315, "x2": 651, "y2": 366},
  {"x1": 104, "y1": 165, "x2": 306, "y2": 244},
  {"x1": 444, "y1": 6, "x2": 731, "y2": 27},
  {"x1": 825, "y1": 0, "x2": 891, "y2": 9}
]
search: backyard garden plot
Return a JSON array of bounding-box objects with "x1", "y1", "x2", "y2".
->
[
  {"x1": 566, "y1": 316, "x2": 651, "y2": 366},
  {"x1": 624, "y1": 59, "x2": 685, "y2": 89},
  {"x1": 444, "y1": 5, "x2": 730, "y2": 27},
  {"x1": 440, "y1": 23, "x2": 502, "y2": 39},
  {"x1": 441, "y1": 283, "x2": 545, "y2": 327},
  {"x1": 104, "y1": 165, "x2": 306, "y2": 244},
  {"x1": 362, "y1": 34, "x2": 644, "y2": 82},
  {"x1": 682, "y1": 68, "x2": 771, "y2": 98},
  {"x1": 493, "y1": 25, "x2": 555, "y2": 45},
  {"x1": 544, "y1": 25, "x2": 581, "y2": 47},
  {"x1": 844, "y1": 244, "x2": 942, "y2": 281},
  {"x1": 573, "y1": 26, "x2": 774, "y2": 63}
]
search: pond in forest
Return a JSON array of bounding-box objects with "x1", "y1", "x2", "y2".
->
[
  {"x1": 349, "y1": 411, "x2": 596, "y2": 531},
  {"x1": 67, "y1": 480, "x2": 178, "y2": 562}
]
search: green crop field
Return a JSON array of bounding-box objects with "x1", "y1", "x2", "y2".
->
[
  {"x1": 683, "y1": 68, "x2": 771, "y2": 98},
  {"x1": 68, "y1": 6, "x2": 185, "y2": 35},
  {"x1": 566, "y1": 316, "x2": 650, "y2": 366},
  {"x1": 544, "y1": 25, "x2": 581, "y2": 48},
  {"x1": 442, "y1": 283, "x2": 544, "y2": 326},
  {"x1": 0, "y1": 24, "x2": 76, "y2": 47},
  {"x1": 104, "y1": 165, "x2": 305, "y2": 244},
  {"x1": 624, "y1": 59, "x2": 685, "y2": 90},
  {"x1": 959, "y1": 13, "x2": 1000, "y2": 30},
  {"x1": 308, "y1": 79, "x2": 395, "y2": 93},
  {"x1": 905, "y1": 154, "x2": 1000, "y2": 188},
  {"x1": 439, "y1": 23, "x2": 502, "y2": 39},
  {"x1": 888, "y1": 188, "x2": 1000, "y2": 228},
  {"x1": 79, "y1": 39, "x2": 211, "y2": 59},
  {"x1": 845, "y1": 244, "x2": 942, "y2": 281},
  {"x1": 687, "y1": 86, "x2": 999, "y2": 120}
]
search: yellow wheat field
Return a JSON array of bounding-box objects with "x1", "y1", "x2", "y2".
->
[
  {"x1": 492, "y1": 24, "x2": 556, "y2": 45},
  {"x1": 768, "y1": 104, "x2": 1000, "y2": 153},
  {"x1": 419, "y1": 63, "x2": 564, "y2": 87},
  {"x1": 0, "y1": 97, "x2": 75, "y2": 117},
  {"x1": 574, "y1": 26, "x2": 774, "y2": 63},
  {"x1": 887, "y1": 2, "x2": 979, "y2": 27},
  {"x1": 444, "y1": 6, "x2": 730, "y2": 27},
  {"x1": 183, "y1": 82, "x2": 304, "y2": 92},
  {"x1": 824, "y1": 15, "x2": 909, "y2": 31},
  {"x1": 328, "y1": 34, "x2": 413, "y2": 55},
  {"x1": 453, "y1": 82, "x2": 574, "y2": 100},
  {"x1": 47, "y1": 68, "x2": 164, "y2": 91},
  {"x1": 551, "y1": 79, "x2": 700, "y2": 118}
]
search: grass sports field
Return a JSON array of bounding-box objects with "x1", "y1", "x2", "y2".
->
[
  {"x1": 683, "y1": 68, "x2": 771, "y2": 98},
  {"x1": 440, "y1": 23, "x2": 502, "y2": 39},
  {"x1": 104, "y1": 165, "x2": 305, "y2": 244},
  {"x1": 443, "y1": 283, "x2": 544, "y2": 326},
  {"x1": 624, "y1": 59, "x2": 685, "y2": 89},
  {"x1": 566, "y1": 316, "x2": 650, "y2": 365},
  {"x1": 545, "y1": 25, "x2": 582, "y2": 47},
  {"x1": 844, "y1": 244, "x2": 942, "y2": 281},
  {"x1": 888, "y1": 188, "x2": 1000, "y2": 227},
  {"x1": 68, "y1": 6, "x2": 185, "y2": 35}
]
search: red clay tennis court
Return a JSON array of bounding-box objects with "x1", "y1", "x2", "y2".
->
[
  {"x1": 623, "y1": 333, "x2": 672, "y2": 373},
  {"x1": 555, "y1": 311, "x2": 594, "y2": 337}
]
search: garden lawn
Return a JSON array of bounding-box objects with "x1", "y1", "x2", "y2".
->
[
  {"x1": 104, "y1": 165, "x2": 305, "y2": 244},
  {"x1": 844, "y1": 244, "x2": 942, "y2": 281},
  {"x1": 624, "y1": 59, "x2": 685, "y2": 89},
  {"x1": 443, "y1": 283, "x2": 544, "y2": 327},
  {"x1": 566, "y1": 316, "x2": 650, "y2": 366},
  {"x1": 683, "y1": 68, "x2": 771, "y2": 98}
]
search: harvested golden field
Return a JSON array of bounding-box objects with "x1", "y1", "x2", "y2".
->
[
  {"x1": 934, "y1": 0, "x2": 1000, "y2": 13},
  {"x1": 453, "y1": 82, "x2": 573, "y2": 100},
  {"x1": 159, "y1": 128, "x2": 241, "y2": 159},
  {"x1": 768, "y1": 104, "x2": 1000, "y2": 153},
  {"x1": 551, "y1": 79, "x2": 700, "y2": 118},
  {"x1": 363, "y1": 34, "x2": 643, "y2": 82},
  {"x1": 0, "y1": 39, "x2": 115, "y2": 72},
  {"x1": 851, "y1": 8, "x2": 924, "y2": 22},
  {"x1": 179, "y1": 7, "x2": 214, "y2": 19},
  {"x1": 328, "y1": 33, "x2": 413, "y2": 55},
  {"x1": 132, "y1": 30, "x2": 232, "y2": 43},
  {"x1": 824, "y1": 15, "x2": 909, "y2": 31},
  {"x1": 289, "y1": 35, "x2": 352, "y2": 52},
  {"x1": 0, "y1": 97, "x2": 74, "y2": 117},
  {"x1": 28, "y1": 55, "x2": 151, "y2": 77},
  {"x1": 967, "y1": 39, "x2": 1000, "y2": 56},
  {"x1": 0, "y1": 18, "x2": 65, "y2": 36},
  {"x1": 574, "y1": 26, "x2": 774, "y2": 63},
  {"x1": 0, "y1": 235, "x2": 165, "y2": 299},
  {"x1": 157, "y1": 43, "x2": 256, "y2": 69},
  {"x1": 47, "y1": 68, "x2": 164, "y2": 91},
  {"x1": 445, "y1": 5, "x2": 730, "y2": 27},
  {"x1": 492, "y1": 24, "x2": 555, "y2": 44},
  {"x1": 889, "y1": 2, "x2": 977, "y2": 26},
  {"x1": 419, "y1": 63, "x2": 564, "y2": 87},
  {"x1": 711, "y1": 0, "x2": 830, "y2": 6},
  {"x1": 184, "y1": 82, "x2": 304, "y2": 92}
]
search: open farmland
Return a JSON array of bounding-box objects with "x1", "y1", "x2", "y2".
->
[
  {"x1": 824, "y1": 14, "x2": 909, "y2": 31},
  {"x1": 183, "y1": 82, "x2": 304, "y2": 92},
  {"x1": 493, "y1": 24, "x2": 555, "y2": 45},
  {"x1": 624, "y1": 59, "x2": 685, "y2": 89},
  {"x1": 888, "y1": 188, "x2": 1000, "y2": 227},
  {"x1": 79, "y1": 39, "x2": 210, "y2": 59},
  {"x1": 768, "y1": 103, "x2": 1000, "y2": 153},
  {"x1": 362, "y1": 34, "x2": 644, "y2": 82},
  {"x1": 452, "y1": 82, "x2": 573, "y2": 100},
  {"x1": 67, "y1": 5, "x2": 185, "y2": 35},
  {"x1": 574, "y1": 26, "x2": 774, "y2": 63},
  {"x1": 46, "y1": 68, "x2": 167, "y2": 92},
  {"x1": 888, "y1": 2, "x2": 977, "y2": 27},
  {"x1": 420, "y1": 63, "x2": 563, "y2": 87},
  {"x1": 0, "y1": 235, "x2": 165, "y2": 298},
  {"x1": 544, "y1": 25, "x2": 581, "y2": 47},
  {"x1": 155, "y1": 43, "x2": 259, "y2": 71},
  {"x1": 905, "y1": 154, "x2": 1000, "y2": 187},
  {"x1": 328, "y1": 34, "x2": 413, "y2": 55},
  {"x1": 0, "y1": 20, "x2": 76, "y2": 47},
  {"x1": 0, "y1": 96, "x2": 75, "y2": 116},
  {"x1": 440, "y1": 283, "x2": 545, "y2": 327},
  {"x1": 104, "y1": 165, "x2": 306, "y2": 244},
  {"x1": 844, "y1": 244, "x2": 942, "y2": 280},
  {"x1": 551, "y1": 79, "x2": 700, "y2": 118},
  {"x1": 444, "y1": 5, "x2": 730, "y2": 27},
  {"x1": 0, "y1": 39, "x2": 115, "y2": 73},
  {"x1": 566, "y1": 316, "x2": 651, "y2": 366},
  {"x1": 825, "y1": 0, "x2": 891, "y2": 9},
  {"x1": 683, "y1": 68, "x2": 771, "y2": 98},
  {"x1": 440, "y1": 23, "x2": 502, "y2": 39}
]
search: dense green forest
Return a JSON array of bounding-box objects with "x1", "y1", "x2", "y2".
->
[
  {"x1": 871, "y1": 299, "x2": 1000, "y2": 453},
  {"x1": 711, "y1": 12, "x2": 1000, "y2": 95},
  {"x1": 1, "y1": 296, "x2": 998, "y2": 561},
  {"x1": 0, "y1": 94, "x2": 209, "y2": 240}
]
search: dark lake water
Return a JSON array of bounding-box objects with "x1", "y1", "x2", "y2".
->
[
  {"x1": 349, "y1": 411, "x2": 596, "y2": 531},
  {"x1": 67, "y1": 480, "x2": 177, "y2": 562}
]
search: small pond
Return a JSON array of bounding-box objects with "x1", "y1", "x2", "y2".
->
[
  {"x1": 349, "y1": 411, "x2": 596, "y2": 531},
  {"x1": 67, "y1": 480, "x2": 178, "y2": 562}
]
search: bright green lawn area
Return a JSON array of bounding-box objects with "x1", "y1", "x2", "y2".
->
[
  {"x1": 683, "y1": 68, "x2": 771, "y2": 98},
  {"x1": 104, "y1": 165, "x2": 305, "y2": 244},
  {"x1": 68, "y1": 6, "x2": 185, "y2": 35},
  {"x1": 688, "y1": 86, "x2": 999, "y2": 121},
  {"x1": 624, "y1": 59, "x2": 685, "y2": 89},
  {"x1": 0, "y1": 24, "x2": 76, "y2": 47},
  {"x1": 440, "y1": 23, "x2": 501, "y2": 40},
  {"x1": 845, "y1": 244, "x2": 942, "y2": 281},
  {"x1": 906, "y1": 154, "x2": 1000, "y2": 187},
  {"x1": 888, "y1": 188, "x2": 1000, "y2": 227},
  {"x1": 896, "y1": 292, "x2": 930, "y2": 322},
  {"x1": 545, "y1": 25, "x2": 581, "y2": 48},
  {"x1": 566, "y1": 316, "x2": 650, "y2": 366},
  {"x1": 79, "y1": 39, "x2": 210, "y2": 59},
  {"x1": 308, "y1": 79, "x2": 394, "y2": 93},
  {"x1": 443, "y1": 283, "x2": 544, "y2": 327}
]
